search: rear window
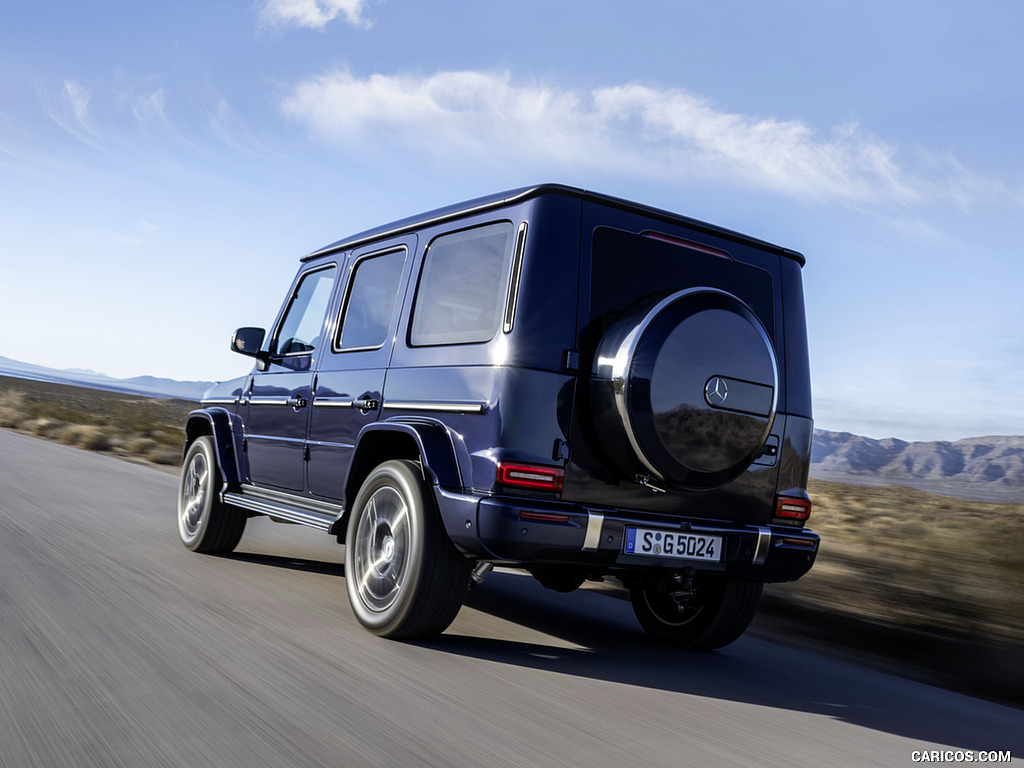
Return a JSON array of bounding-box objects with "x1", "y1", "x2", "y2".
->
[
  {"x1": 410, "y1": 222, "x2": 515, "y2": 346},
  {"x1": 590, "y1": 227, "x2": 774, "y2": 336}
]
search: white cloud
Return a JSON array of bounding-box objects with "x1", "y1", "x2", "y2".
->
[
  {"x1": 132, "y1": 88, "x2": 166, "y2": 124},
  {"x1": 281, "y1": 69, "x2": 1011, "y2": 209},
  {"x1": 591, "y1": 84, "x2": 918, "y2": 204},
  {"x1": 64, "y1": 80, "x2": 92, "y2": 128},
  {"x1": 43, "y1": 80, "x2": 100, "y2": 141},
  {"x1": 282, "y1": 71, "x2": 593, "y2": 161},
  {"x1": 257, "y1": 0, "x2": 371, "y2": 30}
]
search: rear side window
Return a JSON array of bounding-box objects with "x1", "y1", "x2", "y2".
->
[
  {"x1": 336, "y1": 249, "x2": 406, "y2": 351},
  {"x1": 410, "y1": 222, "x2": 515, "y2": 346}
]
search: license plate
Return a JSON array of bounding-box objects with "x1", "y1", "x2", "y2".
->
[{"x1": 623, "y1": 527, "x2": 722, "y2": 562}]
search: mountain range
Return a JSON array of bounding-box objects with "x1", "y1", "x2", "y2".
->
[
  {"x1": 1, "y1": 355, "x2": 1020, "y2": 502},
  {"x1": 811, "y1": 430, "x2": 1023, "y2": 503},
  {"x1": 0, "y1": 356, "x2": 213, "y2": 401}
]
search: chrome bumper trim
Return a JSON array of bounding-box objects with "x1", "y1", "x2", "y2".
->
[
  {"x1": 752, "y1": 526, "x2": 772, "y2": 565},
  {"x1": 582, "y1": 512, "x2": 605, "y2": 551}
]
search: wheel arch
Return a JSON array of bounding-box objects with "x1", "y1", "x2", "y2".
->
[
  {"x1": 344, "y1": 420, "x2": 466, "y2": 509},
  {"x1": 184, "y1": 408, "x2": 241, "y2": 485}
]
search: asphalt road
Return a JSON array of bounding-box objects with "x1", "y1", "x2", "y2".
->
[{"x1": 0, "y1": 429, "x2": 1019, "y2": 768}]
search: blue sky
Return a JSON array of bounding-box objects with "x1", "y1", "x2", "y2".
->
[{"x1": 2, "y1": 0, "x2": 1022, "y2": 441}]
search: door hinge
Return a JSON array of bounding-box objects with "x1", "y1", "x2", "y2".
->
[{"x1": 563, "y1": 350, "x2": 580, "y2": 372}]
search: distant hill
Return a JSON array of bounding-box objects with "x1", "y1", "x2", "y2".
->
[
  {"x1": 0, "y1": 356, "x2": 214, "y2": 401},
  {"x1": 3, "y1": 354, "x2": 1021, "y2": 503},
  {"x1": 811, "y1": 430, "x2": 1024, "y2": 503}
]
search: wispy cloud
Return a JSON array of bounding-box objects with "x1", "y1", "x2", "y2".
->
[
  {"x1": 132, "y1": 88, "x2": 166, "y2": 124},
  {"x1": 281, "y1": 69, "x2": 1014, "y2": 209},
  {"x1": 39, "y1": 80, "x2": 103, "y2": 146},
  {"x1": 38, "y1": 77, "x2": 206, "y2": 159},
  {"x1": 64, "y1": 80, "x2": 93, "y2": 129},
  {"x1": 257, "y1": 0, "x2": 372, "y2": 30}
]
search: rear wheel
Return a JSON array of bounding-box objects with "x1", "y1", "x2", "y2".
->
[
  {"x1": 344, "y1": 460, "x2": 470, "y2": 639},
  {"x1": 630, "y1": 576, "x2": 763, "y2": 649},
  {"x1": 177, "y1": 436, "x2": 246, "y2": 553}
]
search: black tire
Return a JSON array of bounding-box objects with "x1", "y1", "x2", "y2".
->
[
  {"x1": 344, "y1": 460, "x2": 470, "y2": 639},
  {"x1": 177, "y1": 436, "x2": 246, "y2": 554},
  {"x1": 630, "y1": 577, "x2": 763, "y2": 650}
]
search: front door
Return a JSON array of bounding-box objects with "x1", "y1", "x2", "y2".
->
[{"x1": 245, "y1": 264, "x2": 338, "y2": 491}]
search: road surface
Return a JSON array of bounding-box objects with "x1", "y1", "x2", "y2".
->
[{"x1": 0, "y1": 429, "x2": 1019, "y2": 767}]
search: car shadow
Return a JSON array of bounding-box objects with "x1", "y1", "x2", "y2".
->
[
  {"x1": 423, "y1": 570, "x2": 1022, "y2": 754},
  {"x1": 222, "y1": 549, "x2": 1020, "y2": 753},
  {"x1": 223, "y1": 551, "x2": 344, "y2": 577}
]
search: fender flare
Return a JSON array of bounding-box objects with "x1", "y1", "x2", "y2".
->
[
  {"x1": 184, "y1": 408, "x2": 243, "y2": 485},
  {"x1": 344, "y1": 419, "x2": 470, "y2": 508}
]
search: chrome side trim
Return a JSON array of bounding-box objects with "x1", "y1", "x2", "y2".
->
[
  {"x1": 248, "y1": 396, "x2": 292, "y2": 406},
  {"x1": 752, "y1": 526, "x2": 772, "y2": 565},
  {"x1": 313, "y1": 398, "x2": 355, "y2": 408},
  {"x1": 502, "y1": 221, "x2": 528, "y2": 333},
  {"x1": 582, "y1": 512, "x2": 605, "y2": 551},
  {"x1": 201, "y1": 398, "x2": 237, "y2": 406},
  {"x1": 382, "y1": 401, "x2": 486, "y2": 414}
]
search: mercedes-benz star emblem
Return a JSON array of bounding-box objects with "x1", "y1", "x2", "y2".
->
[{"x1": 705, "y1": 376, "x2": 729, "y2": 407}]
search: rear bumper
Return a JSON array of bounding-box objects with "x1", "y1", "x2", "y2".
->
[{"x1": 436, "y1": 489, "x2": 818, "y2": 583}]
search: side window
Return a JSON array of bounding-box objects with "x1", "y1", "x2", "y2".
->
[
  {"x1": 272, "y1": 266, "x2": 337, "y2": 356},
  {"x1": 336, "y1": 248, "x2": 406, "y2": 351},
  {"x1": 410, "y1": 222, "x2": 515, "y2": 346}
]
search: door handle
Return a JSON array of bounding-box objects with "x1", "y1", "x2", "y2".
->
[
  {"x1": 286, "y1": 396, "x2": 308, "y2": 409},
  {"x1": 352, "y1": 398, "x2": 379, "y2": 411}
]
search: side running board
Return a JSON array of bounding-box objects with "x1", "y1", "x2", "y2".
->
[{"x1": 222, "y1": 486, "x2": 344, "y2": 532}]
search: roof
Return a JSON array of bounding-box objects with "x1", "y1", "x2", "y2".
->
[{"x1": 302, "y1": 184, "x2": 805, "y2": 266}]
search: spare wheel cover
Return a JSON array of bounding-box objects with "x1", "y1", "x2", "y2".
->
[{"x1": 595, "y1": 288, "x2": 778, "y2": 489}]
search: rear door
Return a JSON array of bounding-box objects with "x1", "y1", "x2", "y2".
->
[{"x1": 563, "y1": 202, "x2": 783, "y2": 520}]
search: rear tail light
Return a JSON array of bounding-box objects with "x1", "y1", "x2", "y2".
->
[
  {"x1": 518, "y1": 510, "x2": 571, "y2": 523},
  {"x1": 496, "y1": 462, "x2": 564, "y2": 493},
  {"x1": 775, "y1": 495, "x2": 811, "y2": 522},
  {"x1": 776, "y1": 536, "x2": 817, "y2": 549}
]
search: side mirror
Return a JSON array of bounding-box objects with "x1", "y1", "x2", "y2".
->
[
  {"x1": 231, "y1": 327, "x2": 270, "y2": 370},
  {"x1": 231, "y1": 327, "x2": 265, "y2": 355}
]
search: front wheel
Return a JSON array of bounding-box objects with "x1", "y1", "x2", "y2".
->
[
  {"x1": 630, "y1": 576, "x2": 763, "y2": 649},
  {"x1": 344, "y1": 460, "x2": 470, "y2": 639},
  {"x1": 177, "y1": 436, "x2": 246, "y2": 554}
]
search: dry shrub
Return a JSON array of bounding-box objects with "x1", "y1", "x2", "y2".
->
[
  {"x1": 122, "y1": 436, "x2": 178, "y2": 464},
  {"x1": 124, "y1": 436, "x2": 158, "y2": 455},
  {"x1": 28, "y1": 418, "x2": 59, "y2": 437},
  {"x1": 772, "y1": 479, "x2": 1024, "y2": 644},
  {"x1": 61, "y1": 424, "x2": 111, "y2": 451},
  {"x1": 146, "y1": 447, "x2": 180, "y2": 465},
  {"x1": 0, "y1": 389, "x2": 27, "y2": 428}
]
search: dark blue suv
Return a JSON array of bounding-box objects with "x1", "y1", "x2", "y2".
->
[{"x1": 178, "y1": 184, "x2": 818, "y2": 648}]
